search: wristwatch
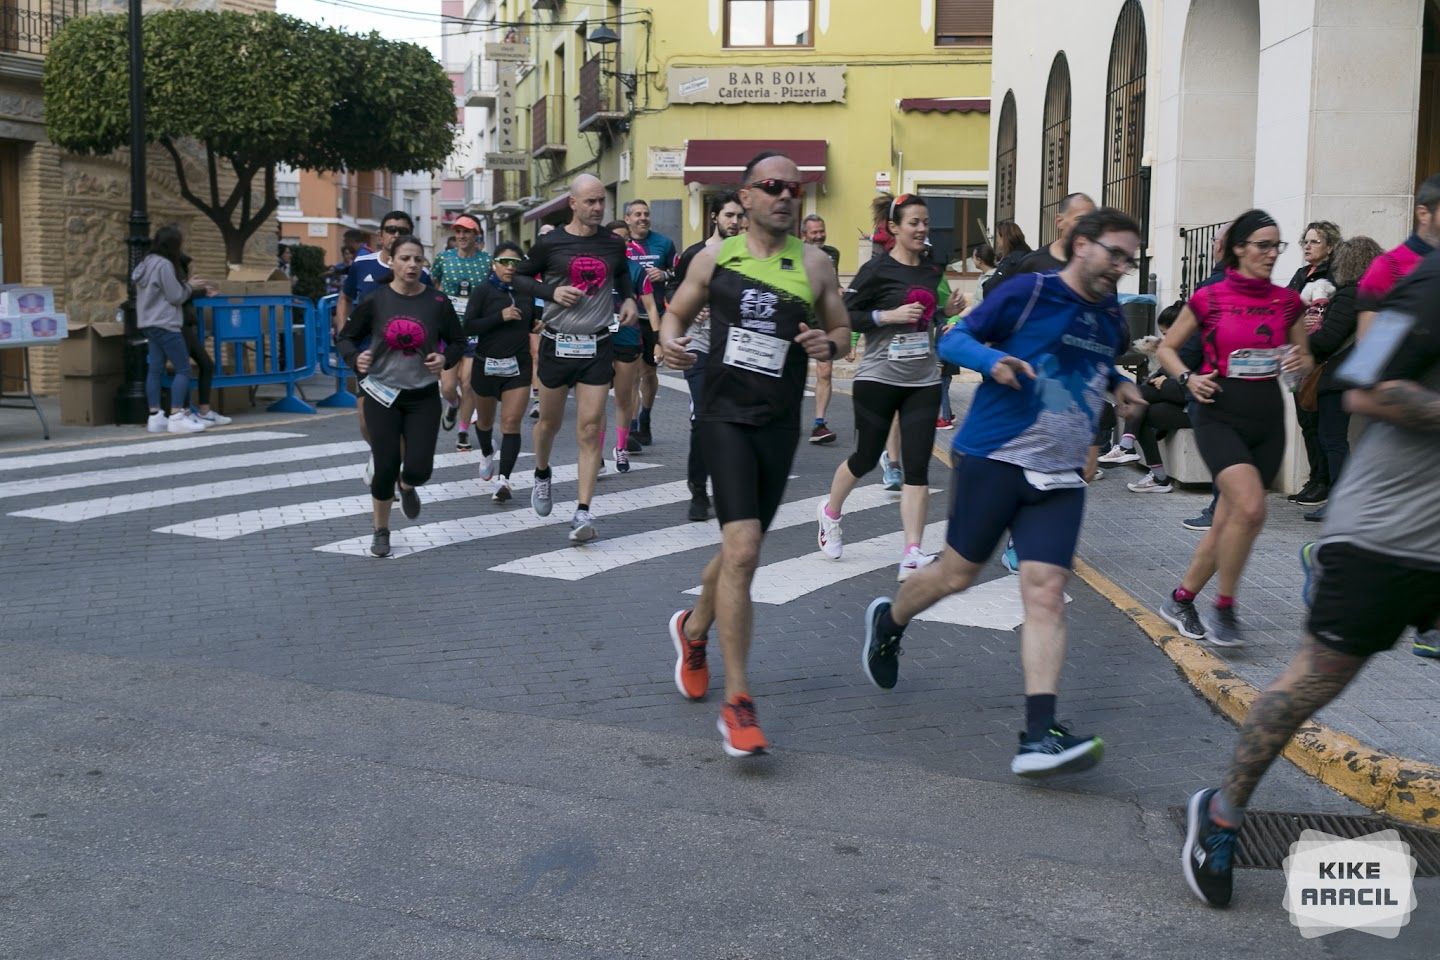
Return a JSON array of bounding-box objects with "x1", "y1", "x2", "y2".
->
[{"x1": 1178, "y1": 371, "x2": 1193, "y2": 386}]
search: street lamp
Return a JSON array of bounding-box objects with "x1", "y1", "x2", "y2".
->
[{"x1": 115, "y1": 0, "x2": 151, "y2": 425}]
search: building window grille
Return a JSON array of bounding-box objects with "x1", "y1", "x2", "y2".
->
[
  {"x1": 994, "y1": 90, "x2": 1017, "y2": 226},
  {"x1": 1102, "y1": 0, "x2": 1147, "y2": 222},
  {"x1": 1038, "y1": 53, "x2": 1072, "y2": 247}
]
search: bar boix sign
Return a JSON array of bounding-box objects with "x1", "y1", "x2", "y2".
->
[{"x1": 667, "y1": 65, "x2": 845, "y2": 105}]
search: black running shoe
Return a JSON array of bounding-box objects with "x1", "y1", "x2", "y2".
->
[
  {"x1": 625, "y1": 433, "x2": 642, "y2": 454},
  {"x1": 1207, "y1": 605, "x2": 1245, "y2": 648},
  {"x1": 370, "y1": 527, "x2": 390, "y2": 558},
  {"x1": 687, "y1": 482, "x2": 711, "y2": 522},
  {"x1": 442, "y1": 405, "x2": 458, "y2": 431},
  {"x1": 862, "y1": 597, "x2": 904, "y2": 690},
  {"x1": 399, "y1": 485, "x2": 421, "y2": 520},
  {"x1": 636, "y1": 424, "x2": 653, "y2": 446},
  {"x1": 1183, "y1": 787, "x2": 1238, "y2": 907},
  {"x1": 1009, "y1": 724, "x2": 1104, "y2": 777},
  {"x1": 1294, "y1": 484, "x2": 1328, "y2": 508}
]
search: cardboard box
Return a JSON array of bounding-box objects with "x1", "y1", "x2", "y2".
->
[
  {"x1": 217, "y1": 265, "x2": 292, "y2": 297},
  {"x1": 214, "y1": 384, "x2": 254, "y2": 416},
  {"x1": 59, "y1": 319, "x2": 128, "y2": 377},
  {"x1": 60, "y1": 374, "x2": 124, "y2": 426},
  {"x1": 0, "y1": 285, "x2": 55, "y2": 315}
]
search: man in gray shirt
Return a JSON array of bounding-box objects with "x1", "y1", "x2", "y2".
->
[{"x1": 1182, "y1": 251, "x2": 1440, "y2": 910}]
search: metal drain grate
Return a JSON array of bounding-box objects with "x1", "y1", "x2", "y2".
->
[{"x1": 1168, "y1": 808, "x2": 1440, "y2": 875}]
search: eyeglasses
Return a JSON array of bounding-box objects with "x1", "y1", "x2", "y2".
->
[
  {"x1": 494, "y1": 257, "x2": 522, "y2": 266},
  {"x1": 1301, "y1": 239, "x2": 1326, "y2": 247},
  {"x1": 747, "y1": 179, "x2": 801, "y2": 198},
  {"x1": 1095, "y1": 241, "x2": 1140, "y2": 272},
  {"x1": 1244, "y1": 240, "x2": 1289, "y2": 255},
  {"x1": 381, "y1": 225, "x2": 408, "y2": 235}
]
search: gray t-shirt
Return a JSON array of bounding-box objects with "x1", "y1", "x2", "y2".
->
[
  {"x1": 843, "y1": 255, "x2": 944, "y2": 387},
  {"x1": 511, "y1": 226, "x2": 634, "y2": 336},
  {"x1": 339, "y1": 286, "x2": 464, "y2": 392},
  {"x1": 1319, "y1": 262, "x2": 1440, "y2": 569}
]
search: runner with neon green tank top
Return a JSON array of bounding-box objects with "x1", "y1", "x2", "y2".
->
[{"x1": 658, "y1": 151, "x2": 851, "y2": 758}]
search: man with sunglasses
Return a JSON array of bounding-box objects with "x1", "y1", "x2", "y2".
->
[
  {"x1": 432, "y1": 215, "x2": 493, "y2": 449},
  {"x1": 660, "y1": 152, "x2": 851, "y2": 758},
  {"x1": 861, "y1": 209, "x2": 1146, "y2": 779},
  {"x1": 339, "y1": 210, "x2": 431, "y2": 488},
  {"x1": 510, "y1": 174, "x2": 638, "y2": 545}
]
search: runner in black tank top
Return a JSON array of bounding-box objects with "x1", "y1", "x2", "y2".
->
[{"x1": 657, "y1": 152, "x2": 852, "y2": 758}]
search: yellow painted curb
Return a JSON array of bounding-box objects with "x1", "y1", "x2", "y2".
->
[{"x1": 930, "y1": 437, "x2": 1440, "y2": 825}]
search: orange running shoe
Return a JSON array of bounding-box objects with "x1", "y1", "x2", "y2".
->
[
  {"x1": 669, "y1": 609, "x2": 710, "y2": 700},
  {"x1": 717, "y1": 695, "x2": 769, "y2": 757}
]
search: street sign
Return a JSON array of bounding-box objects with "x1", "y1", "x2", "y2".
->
[
  {"x1": 484, "y1": 153, "x2": 528, "y2": 171},
  {"x1": 485, "y1": 42, "x2": 530, "y2": 62}
]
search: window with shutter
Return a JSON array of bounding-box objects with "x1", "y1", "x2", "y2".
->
[{"x1": 935, "y1": 0, "x2": 993, "y2": 46}]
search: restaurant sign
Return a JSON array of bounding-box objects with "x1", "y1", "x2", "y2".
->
[{"x1": 667, "y1": 66, "x2": 845, "y2": 105}]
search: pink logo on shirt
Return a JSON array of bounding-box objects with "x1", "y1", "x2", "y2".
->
[
  {"x1": 383, "y1": 316, "x2": 426, "y2": 355},
  {"x1": 569, "y1": 255, "x2": 608, "y2": 295},
  {"x1": 903, "y1": 287, "x2": 937, "y2": 329}
]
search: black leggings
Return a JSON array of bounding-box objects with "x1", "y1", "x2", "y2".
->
[
  {"x1": 364, "y1": 386, "x2": 442, "y2": 500},
  {"x1": 847, "y1": 380, "x2": 941, "y2": 487},
  {"x1": 181, "y1": 323, "x2": 215, "y2": 406},
  {"x1": 1122, "y1": 386, "x2": 1193, "y2": 467}
]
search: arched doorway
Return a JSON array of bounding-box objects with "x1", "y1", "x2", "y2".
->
[
  {"x1": 994, "y1": 91, "x2": 1017, "y2": 226},
  {"x1": 1038, "y1": 54, "x2": 1071, "y2": 246},
  {"x1": 1103, "y1": 0, "x2": 1147, "y2": 221},
  {"x1": 1176, "y1": 0, "x2": 1260, "y2": 226}
]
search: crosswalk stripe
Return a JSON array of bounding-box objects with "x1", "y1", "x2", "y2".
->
[
  {"x1": 0, "y1": 441, "x2": 370, "y2": 499},
  {"x1": 492, "y1": 485, "x2": 897, "y2": 581},
  {"x1": 154, "y1": 461, "x2": 658, "y2": 540},
  {"x1": 10, "y1": 452, "x2": 533, "y2": 524},
  {"x1": 316, "y1": 476, "x2": 690, "y2": 559},
  {"x1": 0, "y1": 431, "x2": 306, "y2": 473},
  {"x1": 913, "y1": 576, "x2": 1071, "y2": 630},
  {"x1": 721, "y1": 521, "x2": 949, "y2": 605}
]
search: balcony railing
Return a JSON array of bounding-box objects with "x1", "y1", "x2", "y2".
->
[
  {"x1": 367, "y1": 191, "x2": 393, "y2": 223},
  {"x1": 578, "y1": 56, "x2": 626, "y2": 133},
  {"x1": 530, "y1": 94, "x2": 565, "y2": 159},
  {"x1": 465, "y1": 55, "x2": 498, "y2": 108},
  {"x1": 1177, "y1": 220, "x2": 1228, "y2": 300},
  {"x1": 492, "y1": 168, "x2": 530, "y2": 208},
  {"x1": 0, "y1": 0, "x2": 84, "y2": 57}
]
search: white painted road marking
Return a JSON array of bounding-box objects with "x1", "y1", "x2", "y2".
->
[
  {"x1": 0, "y1": 441, "x2": 371, "y2": 499},
  {"x1": 914, "y1": 576, "x2": 1071, "y2": 631},
  {"x1": 0, "y1": 431, "x2": 306, "y2": 473},
  {"x1": 494, "y1": 485, "x2": 898, "y2": 581},
  {"x1": 11, "y1": 452, "x2": 535, "y2": 524},
  {"x1": 315, "y1": 476, "x2": 689, "y2": 559},
  {"x1": 727, "y1": 521, "x2": 949, "y2": 605}
]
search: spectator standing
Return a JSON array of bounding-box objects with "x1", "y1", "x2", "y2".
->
[
  {"x1": 1286, "y1": 220, "x2": 1341, "y2": 508},
  {"x1": 982, "y1": 220, "x2": 1032, "y2": 297},
  {"x1": 133, "y1": 225, "x2": 217, "y2": 434},
  {"x1": 176, "y1": 251, "x2": 228, "y2": 426}
]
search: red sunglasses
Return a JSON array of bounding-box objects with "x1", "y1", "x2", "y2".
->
[{"x1": 747, "y1": 178, "x2": 802, "y2": 197}]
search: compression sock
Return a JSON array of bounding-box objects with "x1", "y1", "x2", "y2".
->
[
  {"x1": 639, "y1": 406, "x2": 652, "y2": 428},
  {"x1": 476, "y1": 429, "x2": 494, "y2": 457},
  {"x1": 616, "y1": 425, "x2": 630, "y2": 452},
  {"x1": 500, "y1": 432, "x2": 521, "y2": 478},
  {"x1": 1215, "y1": 594, "x2": 1236, "y2": 610},
  {"x1": 1025, "y1": 694, "x2": 1058, "y2": 742},
  {"x1": 1173, "y1": 586, "x2": 1197, "y2": 603}
]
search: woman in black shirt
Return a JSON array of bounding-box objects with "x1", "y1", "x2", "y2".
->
[
  {"x1": 464, "y1": 241, "x2": 535, "y2": 503},
  {"x1": 337, "y1": 235, "x2": 465, "y2": 556}
]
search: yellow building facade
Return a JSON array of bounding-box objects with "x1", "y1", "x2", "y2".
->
[{"x1": 483, "y1": 1, "x2": 992, "y2": 276}]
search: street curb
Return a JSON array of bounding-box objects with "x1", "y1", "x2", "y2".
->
[{"x1": 930, "y1": 439, "x2": 1440, "y2": 826}]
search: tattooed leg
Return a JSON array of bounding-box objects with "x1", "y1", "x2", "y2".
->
[{"x1": 1222, "y1": 638, "x2": 1366, "y2": 810}]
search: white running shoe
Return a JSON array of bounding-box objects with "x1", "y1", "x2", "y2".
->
[
  {"x1": 363, "y1": 455, "x2": 375, "y2": 489},
  {"x1": 197, "y1": 410, "x2": 232, "y2": 426},
  {"x1": 816, "y1": 499, "x2": 844, "y2": 560},
  {"x1": 569, "y1": 508, "x2": 597, "y2": 544},
  {"x1": 1127, "y1": 472, "x2": 1173, "y2": 494},
  {"x1": 597, "y1": 458, "x2": 611, "y2": 478},
  {"x1": 1097, "y1": 444, "x2": 1140, "y2": 465},
  {"x1": 531, "y1": 474, "x2": 553, "y2": 516},
  {"x1": 477, "y1": 453, "x2": 496, "y2": 481},
  {"x1": 897, "y1": 547, "x2": 937, "y2": 582},
  {"x1": 167, "y1": 411, "x2": 206, "y2": 434},
  {"x1": 146, "y1": 410, "x2": 169, "y2": 433}
]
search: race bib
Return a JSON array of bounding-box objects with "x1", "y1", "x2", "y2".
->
[
  {"x1": 449, "y1": 296, "x2": 468, "y2": 316},
  {"x1": 484, "y1": 356, "x2": 520, "y2": 377},
  {"x1": 724, "y1": 327, "x2": 789, "y2": 377},
  {"x1": 1228, "y1": 348, "x2": 1281, "y2": 380},
  {"x1": 360, "y1": 377, "x2": 399, "y2": 408},
  {"x1": 555, "y1": 333, "x2": 597, "y2": 358},
  {"x1": 888, "y1": 332, "x2": 931, "y2": 361},
  {"x1": 1024, "y1": 468, "x2": 1087, "y2": 491}
]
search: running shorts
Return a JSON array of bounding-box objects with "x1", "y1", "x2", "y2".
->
[
  {"x1": 471, "y1": 354, "x2": 533, "y2": 399},
  {"x1": 462, "y1": 339, "x2": 477, "y2": 360},
  {"x1": 1188, "y1": 379, "x2": 1286, "y2": 488},
  {"x1": 641, "y1": 324, "x2": 659, "y2": 367},
  {"x1": 700, "y1": 419, "x2": 800, "y2": 531},
  {"x1": 1308, "y1": 543, "x2": 1440, "y2": 657},
  {"x1": 945, "y1": 455, "x2": 1086, "y2": 568},
  {"x1": 613, "y1": 341, "x2": 643, "y2": 364},
  {"x1": 537, "y1": 333, "x2": 615, "y2": 390}
]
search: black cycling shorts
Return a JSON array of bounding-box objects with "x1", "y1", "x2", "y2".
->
[
  {"x1": 471, "y1": 354, "x2": 533, "y2": 399},
  {"x1": 1308, "y1": 542, "x2": 1440, "y2": 657},
  {"x1": 699, "y1": 419, "x2": 799, "y2": 531},
  {"x1": 1188, "y1": 378, "x2": 1286, "y2": 488},
  {"x1": 537, "y1": 333, "x2": 614, "y2": 390},
  {"x1": 640, "y1": 324, "x2": 659, "y2": 367}
]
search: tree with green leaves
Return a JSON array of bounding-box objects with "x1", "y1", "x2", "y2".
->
[{"x1": 43, "y1": 10, "x2": 456, "y2": 264}]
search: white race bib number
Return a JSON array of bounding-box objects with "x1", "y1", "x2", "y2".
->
[
  {"x1": 360, "y1": 377, "x2": 399, "y2": 408},
  {"x1": 484, "y1": 356, "x2": 521, "y2": 377},
  {"x1": 1024, "y1": 468, "x2": 1087, "y2": 491},
  {"x1": 555, "y1": 333, "x2": 597, "y2": 358},
  {"x1": 888, "y1": 332, "x2": 931, "y2": 361},
  {"x1": 1227, "y1": 348, "x2": 1281, "y2": 380},
  {"x1": 724, "y1": 327, "x2": 789, "y2": 377},
  {"x1": 449, "y1": 296, "x2": 468, "y2": 316}
]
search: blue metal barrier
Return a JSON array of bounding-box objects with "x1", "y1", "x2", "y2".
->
[
  {"x1": 194, "y1": 295, "x2": 317, "y2": 414},
  {"x1": 312, "y1": 294, "x2": 357, "y2": 408}
]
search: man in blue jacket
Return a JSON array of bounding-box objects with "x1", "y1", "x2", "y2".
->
[{"x1": 860, "y1": 208, "x2": 1147, "y2": 779}]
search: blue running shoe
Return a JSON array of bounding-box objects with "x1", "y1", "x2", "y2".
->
[
  {"x1": 1414, "y1": 629, "x2": 1440, "y2": 660},
  {"x1": 880, "y1": 451, "x2": 902, "y2": 491},
  {"x1": 1183, "y1": 787, "x2": 1239, "y2": 908},
  {"x1": 1300, "y1": 541, "x2": 1317, "y2": 609},
  {"x1": 1001, "y1": 540, "x2": 1019, "y2": 575}
]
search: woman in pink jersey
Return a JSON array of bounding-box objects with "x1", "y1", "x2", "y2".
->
[{"x1": 1155, "y1": 210, "x2": 1314, "y2": 648}]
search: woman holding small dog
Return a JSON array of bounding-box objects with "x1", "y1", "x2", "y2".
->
[{"x1": 1286, "y1": 221, "x2": 1342, "y2": 509}]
